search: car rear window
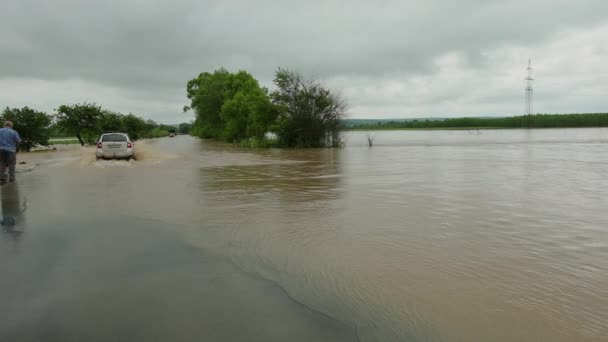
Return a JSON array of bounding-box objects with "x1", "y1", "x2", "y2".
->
[{"x1": 101, "y1": 134, "x2": 128, "y2": 142}]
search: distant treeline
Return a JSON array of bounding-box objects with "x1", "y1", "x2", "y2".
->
[
  {"x1": 1, "y1": 104, "x2": 191, "y2": 151},
  {"x1": 347, "y1": 113, "x2": 608, "y2": 130}
]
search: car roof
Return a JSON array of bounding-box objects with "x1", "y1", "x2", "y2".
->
[{"x1": 99, "y1": 133, "x2": 130, "y2": 141}]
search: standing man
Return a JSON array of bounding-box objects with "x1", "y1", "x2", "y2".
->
[{"x1": 0, "y1": 121, "x2": 21, "y2": 183}]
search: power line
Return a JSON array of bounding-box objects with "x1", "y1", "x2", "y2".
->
[{"x1": 525, "y1": 58, "x2": 534, "y2": 118}]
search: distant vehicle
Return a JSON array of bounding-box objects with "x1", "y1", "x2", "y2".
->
[
  {"x1": 96, "y1": 133, "x2": 135, "y2": 160},
  {"x1": 169, "y1": 132, "x2": 176, "y2": 137}
]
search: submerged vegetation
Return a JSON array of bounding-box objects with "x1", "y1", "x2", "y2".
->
[
  {"x1": 238, "y1": 138, "x2": 279, "y2": 149},
  {"x1": 347, "y1": 113, "x2": 608, "y2": 130},
  {"x1": 185, "y1": 68, "x2": 346, "y2": 148}
]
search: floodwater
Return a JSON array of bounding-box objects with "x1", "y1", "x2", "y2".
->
[{"x1": 1, "y1": 128, "x2": 607, "y2": 341}]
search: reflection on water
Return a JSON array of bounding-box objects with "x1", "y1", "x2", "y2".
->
[
  {"x1": 1, "y1": 184, "x2": 25, "y2": 239},
  {"x1": 200, "y1": 148, "x2": 342, "y2": 202},
  {"x1": 189, "y1": 147, "x2": 442, "y2": 340}
]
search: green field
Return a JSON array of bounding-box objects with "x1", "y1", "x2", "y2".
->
[
  {"x1": 49, "y1": 139, "x2": 81, "y2": 145},
  {"x1": 346, "y1": 113, "x2": 608, "y2": 130}
]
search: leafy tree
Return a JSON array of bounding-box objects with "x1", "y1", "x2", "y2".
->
[
  {"x1": 220, "y1": 92, "x2": 251, "y2": 141},
  {"x1": 56, "y1": 103, "x2": 104, "y2": 146},
  {"x1": 247, "y1": 92, "x2": 278, "y2": 140},
  {"x1": 178, "y1": 122, "x2": 192, "y2": 134},
  {"x1": 100, "y1": 111, "x2": 125, "y2": 132},
  {"x1": 55, "y1": 103, "x2": 173, "y2": 141},
  {"x1": 133, "y1": 119, "x2": 170, "y2": 139},
  {"x1": 159, "y1": 124, "x2": 176, "y2": 133},
  {"x1": 271, "y1": 68, "x2": 345, "y2": 147},
  {"x1": 122, "y1": 114, "x2": 147, "y2": 140},
  {"x1": 221, "y1": 89, "x2": 277, "y2": 141},
  {"x1": 186, "y1": 69, "x2": 276, "y2": 142},
  {"x1": 186, "y1": 69, "x2": 233, "y2": 139},
  {"x1": 1, "y1": 107, "x2": 52, "y2": 152},
  {"x1": 145, "y1": 119, "x2": 158, "y2": 131}
]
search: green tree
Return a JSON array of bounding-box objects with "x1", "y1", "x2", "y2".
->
[
  {"x1": 221, "y1": 89, "x2": 277, "y2": 141},
  {"x1": 1, "y1": 106, "x2": 52, "y2": 152},
  {"x1": 186, "y1": 69, "x2": 276, "y2": 142},
  {"x1": 246, "y1": 92, "x2": 278, "y2": 141},
  {"x1": 56, "y1": 103, "x2": 104, "y2": 146},
  {"x1": 99, "y1": 111, "x2": 125, "y2": 132},
  {"x1": 186, "y1": 69, "x2": 233, "y2": 139},
  {"x1": 220, "y1": 92, "x2": 251, "y2": 141},
  {"x1": 271, "y1": 68, "x2": 346, "y2": 147},
  {"x1": 178, "y1": 122, "x2": 192, "y2": 134},
  {"x1": 122, "y1": 114, "x2": 147, "y2": 140}
]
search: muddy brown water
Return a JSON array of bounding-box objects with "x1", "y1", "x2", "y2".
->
[{"x1": 1, "y1": 129, "x2": 607, "y2": 341}]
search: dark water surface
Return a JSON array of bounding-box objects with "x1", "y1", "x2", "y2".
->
[{"x1": 1, "y1": 129, "x2": 607, "y2": 341}]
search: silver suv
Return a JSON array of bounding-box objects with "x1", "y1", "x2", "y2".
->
[{"x1": 96, "y1": 133, "x2": 135, "y2": 160}]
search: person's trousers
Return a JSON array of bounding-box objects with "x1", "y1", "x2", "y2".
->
[{"x1": 0, "y1": 150, "x2": 16, "y2": 181}]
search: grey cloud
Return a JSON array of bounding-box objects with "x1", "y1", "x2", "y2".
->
[{"x1": 1, "y1": 0, "x2": 607, "y2": 120}]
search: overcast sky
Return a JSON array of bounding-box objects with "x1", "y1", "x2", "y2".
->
[{"x1": 1, "y1": 0, "x2": 607, "y2": 123}]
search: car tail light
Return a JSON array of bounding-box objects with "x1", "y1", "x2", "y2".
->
[
  {"x1": 127, "y1": 142, "x2": 133, "y2": 148},
  {"x1": 97, "y1": 142, "x2": 102, "y2": 148}
]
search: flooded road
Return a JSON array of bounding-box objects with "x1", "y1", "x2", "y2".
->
[{"x1": 1, "y1": 129, "x2": 608, "y2": 341}]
